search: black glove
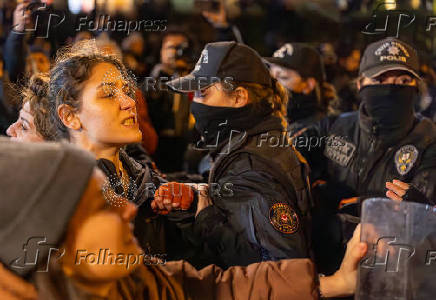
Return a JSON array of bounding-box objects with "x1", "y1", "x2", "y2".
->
[{"x1": 403, "y1": 184, "x2": 430, "y2": 204}]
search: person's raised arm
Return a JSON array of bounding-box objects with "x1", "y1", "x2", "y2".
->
[{"x1": 5, "y1": 1, "x2": 29, "y2": 82}]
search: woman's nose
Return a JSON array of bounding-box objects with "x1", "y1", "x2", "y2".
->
[
  {"x1": 119, "y1": 93, "x2": 136, "y2": 110},
  {"x1": 6, "y1": 122, "x2": 18, "y2": 138}
]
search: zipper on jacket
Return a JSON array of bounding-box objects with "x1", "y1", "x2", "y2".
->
[{"x1": 369, "y1": 124, "x2": 378, "y2": 152}]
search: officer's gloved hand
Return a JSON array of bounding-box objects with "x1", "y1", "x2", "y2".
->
[
  {"x1": 151, "y1": 182, "x2": 195, "y2": 215},
  {"x1": 386, "y1": 180, "x2": 430, "y2": 204}
]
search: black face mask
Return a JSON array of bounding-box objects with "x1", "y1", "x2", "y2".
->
[
  {"x1": 287, "y1": 91, "x2": 319, "y2": 121},
  {"x1": 191, "y1": 101, "x2": 272, "y2": 148},
  {"x1": 359, "y1": 84, "x2": 417, "y2": 131}
]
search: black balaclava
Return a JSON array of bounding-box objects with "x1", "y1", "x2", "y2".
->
[
  {"x1": 287, "y1": 90, "x2": 320, "y2": 121},
  {"x1": 359, "y1": 84, "x2": 417, "y2": 133},
  {"x1": 190, "y1": 100, "x2": 273, "y2": 148},
  {"x1": 0, "y1": 139, "x2": 95, "y2": 279}
]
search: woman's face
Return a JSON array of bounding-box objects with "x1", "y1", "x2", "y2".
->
[
  {"x1": 62, "y1": 169, "x2": 142, "y2": 281},
  {"x1": 6, "y1": 102, "x2": 44, "y2": 142},
  {"x1": 76, "y1": 62, "x2": 142, "y2": 146},
  {"x1": 270, "y1": 64, "x2": 305, "y2": 93}
]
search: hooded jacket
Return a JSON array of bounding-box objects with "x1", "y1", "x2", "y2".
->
[
  {"x1": 0, "y1": 139, "x2": 95, "y2": 279},
  {"x1": 0, "y1": 139, "x2": 319, "y2": 300}
]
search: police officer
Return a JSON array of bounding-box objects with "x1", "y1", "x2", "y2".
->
[
  {"x1": 313, "y1": 37, "x2": 436, "y2": 274},
  {"x1": 319, "y1": 37, "x2": 436, "y2": 206},
  {"x1": 166, "y1": 41, "x2": 313, "y2": 269},
  {"x1": 265, "y1": 43, "x2": 330, "y2": 181}
]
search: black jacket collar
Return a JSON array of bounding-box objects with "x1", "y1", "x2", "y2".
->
[{"x1": 210, "y1": 114, "x2": 284, "y2": 159}]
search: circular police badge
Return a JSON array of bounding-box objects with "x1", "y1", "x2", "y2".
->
[
  {"x1": 394, "y1": 145, "x2": 419, "y2": 176},
  {"x1": 269, "y1": 203, "x2": 299, "y2": 234}
]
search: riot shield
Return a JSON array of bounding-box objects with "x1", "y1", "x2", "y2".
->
[{"x1": 356, "y1": 198, "x2": 436, "y2": 300}]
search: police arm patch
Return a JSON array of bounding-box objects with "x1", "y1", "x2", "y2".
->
[
  {"x1": 269, "y1": 203, "x2": 299, "y2": 234},
  {"x1": 324, "y1": 135, "x2": 356, "y2": 167},
  {"x1": 395, "y1": 144, "x2": 419, "y2": 176}
]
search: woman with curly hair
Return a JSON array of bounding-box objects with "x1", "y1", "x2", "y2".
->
[
  {"x1": 47, "y1": 40, "x2": 199, "y2": 265},
  {"x1": 6, "y1": 73, "x2": 56, "y2": 142}
]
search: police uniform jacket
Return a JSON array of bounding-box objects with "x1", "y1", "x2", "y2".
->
[
  {"x1": 320, "y1": 105, "x2": 436, "y2": 205},
  {"x1": 194, "y1": 115, "x2": 313, "y2": 269}
]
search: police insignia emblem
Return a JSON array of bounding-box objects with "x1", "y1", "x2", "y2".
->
[
  {"x1": 273, "y1": 43, "x2": 293, "y2": 58},
  {"x1": 387, "y1": 46, "x2": 400, "y2": 55},
  {"x1": 374, "y1": 41, "x2": 410, "y2": 63},
  {"x1": 395, "y1": 145, "x2": 419, "y2": 176},
  {"x1": 194, "y1": 49, "x2": 209, "y2": 71},
  {"x1": 269, "y1": 203, "x2": 299, "y2": 234}
]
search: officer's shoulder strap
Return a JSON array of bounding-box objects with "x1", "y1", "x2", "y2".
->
[{"x1": 330, "y1": 111, "x2": 358, "y2": 128}]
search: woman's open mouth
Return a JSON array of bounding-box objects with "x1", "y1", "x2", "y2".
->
[{"x1": 121, "y1": 116, "x2": 137, "y2": 127}]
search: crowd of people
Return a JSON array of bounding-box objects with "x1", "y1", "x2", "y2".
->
[{"x1": 0, "y1": 0, "x2": 436, "y2": 299}]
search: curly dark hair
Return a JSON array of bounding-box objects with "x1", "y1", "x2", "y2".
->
[
  {"x1": 49, "y1": 39, "x2": 135, "y2": 141},
  {"x1": 21, "y1": 73, "x2": 57, "y2": 140}
]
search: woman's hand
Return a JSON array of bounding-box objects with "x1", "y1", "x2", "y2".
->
[
  {"x1": 319, "y1": 224, "x2": 367, "y2": 298},
  {"x1": 12, "y1": 1, "x2": 31, "y2": 33},
  {"x1": 152, "y1": 182, "x2": 195, "y2": 215}
]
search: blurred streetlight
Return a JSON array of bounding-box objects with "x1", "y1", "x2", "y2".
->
[{"x1": 385, "y1": 1, "x2": 397, "y2": 10}]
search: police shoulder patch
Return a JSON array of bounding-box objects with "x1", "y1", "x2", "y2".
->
[
  {"x1": 324, "y1": 135, "x2": 356, "y2": 167},
  {"x1": 269, "y1": 203, "x2": 299, "y2": 234},
  {"x1": 395, "y1": 144, "x2": 419, "y2": 176}
]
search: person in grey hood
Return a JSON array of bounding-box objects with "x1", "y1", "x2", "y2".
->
[
  {"x1": 0, "y1": 138, "x2": 367, "y2": 300},
  {"x1": 0, "y1": 139, "x2": 96, "y2": 279}
]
